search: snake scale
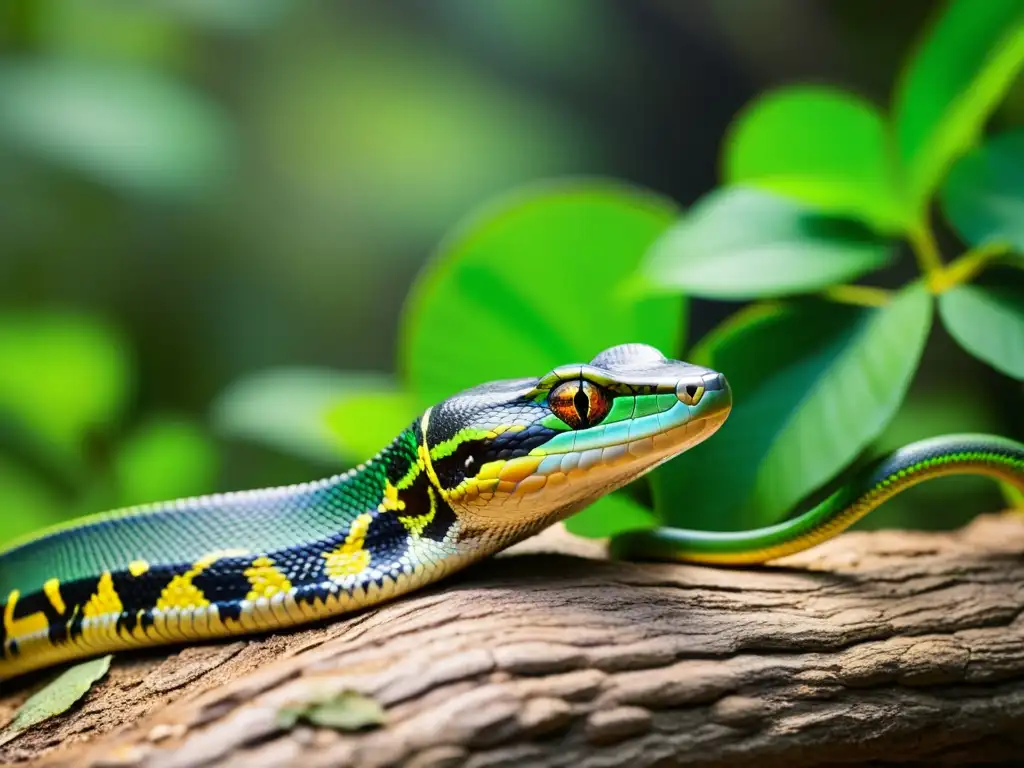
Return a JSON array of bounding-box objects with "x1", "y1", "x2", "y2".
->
[{"x1": 2, "y1": 343, "x2": 1022, "y2": 682}]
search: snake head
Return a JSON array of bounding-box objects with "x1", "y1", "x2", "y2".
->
[{"x1": 422, "y1": 344, "x2": 732, "y2": 524}]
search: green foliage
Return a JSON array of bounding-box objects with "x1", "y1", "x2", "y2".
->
[
  {"x1": 651, "y1": 288, "x2": 931, "y2": 529},
  {"x1": 212, "y1": 369, "x2": 401, "y2": 465},
  {"x1": 113, "y1": 418, "x2": 219, "y2": 506},
  {"x1": 212, "y1": 1, "x2": 1024, "y2": 542},
  {"x1": 894, "y1": 0, "x2": 1024, "y2": 220},
  {"x1": 0, "y1": 61, "x2": 230, "y2": 198},
  {"x1": 0, "y1": 458, "x2": 63, "y2": 549},
  {"x1": 942, "y1": 130, "x2": 1024, "y2": 252},
  {"x1": 0, "y1": 312, "x2": 220, "y2": 549},
  {"x1": 325, "y1": 392, "x2": 419, "y2": 463},
  {"x1": 637, "y1": 187, "x2": 892, "y2": 299},
  {"x1": 723, "y1": 87, "x2": 902, "y2": 231},
  {"x1": 939, "y1": 283, "x2": 1024, "y2": 379},
  {"x1": 0, "y1": 656, "x2": 111, "y2": 747},
  {"x1": 401, "y1": 182, "x2": 684, "y2": 405},
  {"x1": 0, "y1": 313, "x2": 130, "y2": 460}
]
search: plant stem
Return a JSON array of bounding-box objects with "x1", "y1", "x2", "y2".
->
[
  {"x1": 931, "y1": 242, "x2": 1011, "y2": 293},
  {"x1": 820, "y1": 284, "x2": 892, "y2": 307},
  {"x1": 908, "y1": 224, "x2": 944, "y2": 283}
]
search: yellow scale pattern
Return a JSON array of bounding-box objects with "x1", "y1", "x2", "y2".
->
[
  {"x1": 323, "y1": 513, "x2": 373, "y2": 579},
  {"x1": 0, "y1": 408, "x2": 505, "y2": 682},
  {"x1": 244, "y1": 556, "x2": 293, "y2": 602}
]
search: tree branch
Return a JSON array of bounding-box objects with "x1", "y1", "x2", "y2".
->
[{"x1": 5, "y1": 515, "x2": 1024, "y2": 767}]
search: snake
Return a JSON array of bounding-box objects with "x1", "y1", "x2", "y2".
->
[{"x1": 2, "y1": 343, "x2": 1023, "y2": 682}]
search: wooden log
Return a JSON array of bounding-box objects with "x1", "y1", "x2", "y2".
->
[{"x1": 4, "y1": 514, "x2": 1024, "y2": 767}]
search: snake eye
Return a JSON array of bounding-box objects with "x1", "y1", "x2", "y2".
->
[{"x1": 549, "y1": 380, "x2": 612, "y2": 430}]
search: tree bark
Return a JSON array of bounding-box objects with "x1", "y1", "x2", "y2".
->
[{"x1": 4, "y1": 514, "x2": 1024, "y2": 768}]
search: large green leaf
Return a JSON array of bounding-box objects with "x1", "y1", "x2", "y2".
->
[
  {"x1": 401, "y1": 180, "x2": 684, "y2": 405},
  {"x1": 939, "y1": 283, "x2": 1024, "y2": 379},
  {"x1": 212, "y1": 369, "x2": 397, "y2": 464},
  {"x1": 636, "y1": 187, "x2": 892, "y2": 300},
  {"x1": 723, "y1": 86, "x2": 904, "y2": 232},
  {"x1": 0, "y1": 62, "x2": 229, "y2": 197},
  {"x1": 894, "y1": 0, "x2": 1024, "y2": 218},
  {"x1": 401, "y1": 180, "x2": 683, "y2": 536},
  {"x1": 0, "y1": 312, "x2": 131, "y2": 457},
  {"x1": 113, "y1": 417, "x2": 219, "y2": 507},
  {"x1": 651, "y1": 286, "x2": 933, "y2": 530},
  {"x1": 941, "y1": 129, "x2": 1024, "y2": 252}
]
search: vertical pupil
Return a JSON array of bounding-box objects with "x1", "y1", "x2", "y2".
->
[{"x1": 573, "y1": 383, "x2": 590, "y2": 427}]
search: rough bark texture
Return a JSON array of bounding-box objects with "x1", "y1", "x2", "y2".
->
[{"x1": 3, "y1": 514, "x2": 1024, "y2": 768}]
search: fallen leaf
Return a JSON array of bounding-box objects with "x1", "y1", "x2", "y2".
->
[
  {"x1": 0, "y1": 655, "x2": 112, "y2": 747},
  {"x1": 277, "y1": 689, "x2": 385, "y2": 732}
]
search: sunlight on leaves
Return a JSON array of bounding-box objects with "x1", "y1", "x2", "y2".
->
[
  {"x1": 894, "y1": 0, "x2": 1024, "y2": 218},
  {"x1": 724, "y1": 86, "x2": 904, "y2": 232},
  {"x1": 0, "y1": 656, "x2": 111, "y2": 747},
  {"x1": 637, "y1": 187, "x2": 892, "y2": 300}
]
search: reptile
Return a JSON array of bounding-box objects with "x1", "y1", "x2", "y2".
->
[{"x1": 2, "y1": 343, "x2": 1023, "y2": 682}]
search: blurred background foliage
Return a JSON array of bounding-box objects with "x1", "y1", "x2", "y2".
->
[{"x1": 1, "y1": 0, "x2": 1022, "y2": 551}]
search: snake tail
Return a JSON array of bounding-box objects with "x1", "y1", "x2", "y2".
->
[{"x1": 610, "y1": 433, "x2": 1024, "y2": 565}]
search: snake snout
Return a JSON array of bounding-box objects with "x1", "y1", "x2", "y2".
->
[
  {"x1": 675, "y1": 370, "x2": 732, "y2": 413},
  {"x1": 701, "y1": 371, "x2": 728, "y2": 392}
]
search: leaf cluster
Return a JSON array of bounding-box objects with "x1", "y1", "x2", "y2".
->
[{"x1": 217, "y1": 0, "x2": 1024, "y2": 535}]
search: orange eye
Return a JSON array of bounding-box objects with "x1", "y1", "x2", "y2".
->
[{"x1": 549, "y1": 380, "x2": 612, "y2": 430}]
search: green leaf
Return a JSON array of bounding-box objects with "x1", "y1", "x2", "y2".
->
[
  {"x1": 0, "y1": 62, "x2": 230, "y2": 198},
  {"x1": 636, "y1": 187, "x2": 892, "y2": 300},
  {"x1": 941, "y1": 129, "x2": 1024, "y2": 251},
  {"x1": 401, "y1": 180, "x2": 684, "y2": 405},
  {"x1": 325, "y1": 391, "x2": 420, "y2": 463},
  {"x1": 563, "y1": 491, "x2": 659, "y2": 539},
  {"x1": 894, "y1": 0, "x2": 1024, "y2": 217},
  {"x1": 724, "y1": 86, "x2": 904, "y2": 231},
  {"x1": 0, "y1": 656, "x2": 112, "y2": 747},
  {"x1": 212, "y1": 369, "x2": 397, "y2": 465},
  {"x1": 0, "y1": 312, "x2": 131, "y2": 457},
  {"x1": 113, "y1": 417, "x2": 219, "y2": 507},
  {"x1": 939, "y1": 283, "x2": 1024, "y2": 379},
  {"x1": 652, "y1": 286, "x2": 933, "y2": 530},
  {"x1": 277, "y1": 690, "x2": 385, "y2": 732}
]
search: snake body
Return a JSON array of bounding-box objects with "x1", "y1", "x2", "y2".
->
[{"x1": 2, "y1": 344, "x2": 1022, "y2": 682}]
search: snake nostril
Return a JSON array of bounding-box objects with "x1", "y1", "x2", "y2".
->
[{"x1": 702, "y1": 372, "x2": 726, "y2": 391}]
